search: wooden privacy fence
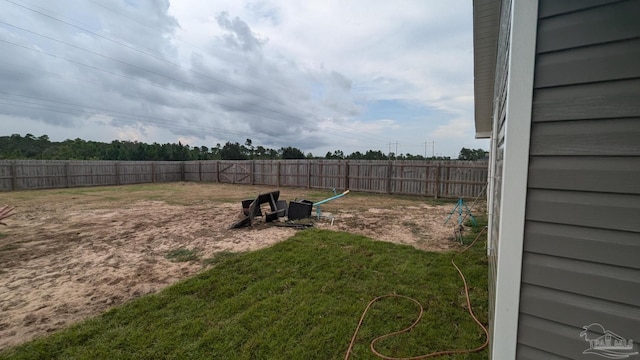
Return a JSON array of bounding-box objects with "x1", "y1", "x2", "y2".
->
[{"x1": 0, "y1": 160, "x2": 488, "y2": 198}]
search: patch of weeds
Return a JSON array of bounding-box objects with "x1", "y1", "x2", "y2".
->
[
  {"x1": 0, "y1": 232, "x2": 7, "y2": 238},
  {"x1": 0, "y1": 243, "x2": 20, "y2": 251},
  {"x1": 165, "y1": 248, "x2": 200, "y2": 262},
  {"x1": 461, "y1": 215, "x2": 488, "y2": 244}
]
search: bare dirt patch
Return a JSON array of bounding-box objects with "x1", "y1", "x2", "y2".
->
[{"x1": 0, "y1": 182, "x2": 484, "y2": 350}]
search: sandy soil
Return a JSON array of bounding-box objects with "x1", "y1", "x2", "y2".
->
[{"x1": 0, "y1": 183, "x2": 482, "y2": 350}]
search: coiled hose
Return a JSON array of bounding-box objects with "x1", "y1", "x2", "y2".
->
[{"x1": 344, "y1": 227, "x2": 489, "y2": 359}]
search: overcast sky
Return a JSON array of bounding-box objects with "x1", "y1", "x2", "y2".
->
[{"x1": 0, "y1": 0, "x2": 488, "y2": 158}]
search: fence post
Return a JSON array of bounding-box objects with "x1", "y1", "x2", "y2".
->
[
  {"x1": 276, "y1": 161, "x2": 281, "y2": 188},
  {"x1": 344, "y1": 160, "x2": 349, "y2": 190},
  {"x1": 199, "y1": 161, "x2": 202, "y2": 182},
  {"x1": 443, "y1": 165, "x2": 449, "y2": 197},
  {"x1": 151, "y1": 162, "x2": 156, "y2": 183},
  {"x1": 181, "y1": 162, "x2": 185, "y2": 182},
  {"x1": 423, "y1": 163, "x2": 429, "y2": 196},
  {"x1": 387, "y1": 160, "x2": 392, "y2": 194},
  {"x1": 10, "y1": 161, "x2": 17, "y2": 191},
  {"x1": 307, "y1": 160, "x2": 311, "y2": 189},
  {"x1": 65, "y1": 162, "x2": 70, "y2": 188},
  {"x1": 251, "y1": 160, "x2": 255, "y2": 185},
  {"x1": 434, "y1": 163, "x2": 440, "y2": 199},
  {"x1": 398, "y1": 162, "x2": 403, "y2": 194},
  {"x1": 115, "y1": 162, "x2": 120, "y2": 186}
]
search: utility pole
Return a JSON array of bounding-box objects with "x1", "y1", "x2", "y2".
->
[
  {"x1": 425, "y1": 141, "x2": 437, "y2": 158},
  {"x1": 388, "y1": 142, "x2": 398, "y2": 159}
]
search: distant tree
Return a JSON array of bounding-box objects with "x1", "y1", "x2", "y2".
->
[
  {"x1": 255, "y1": 145, "x2": 267, "y2": 159},
  {"x1": 363, "y1": 150, "x2": 387, "y2": 160},
  {"x1": 189, "y1": 146, "x2": 202, "y2": 160},
  {"x1": 220, "y1": 142, "x2": 248, "y2": 160},
  {"x1": 267, "y1": 148, "x2": 279, "y2": 159},
  {"x1": 458, "y1": 147, "x2": 487, "y2": 161},
  {"x1": 325, "y1": 150, "x2": 345, "y2": 159},
  {"x1": 280, "y1": 146, "x2": 305, "y2": 159},
  {"x1": 172, "y1": 141, "x2": 190, "y2": 161},
  {"x1": 404, "y1": 153, "x2": 425, "y2": 160},
  {"x1": 210, "y1": 143, "x2": 222, "y2": 159},
  {"x1": 2, "y1": 134, "x2": 449, "y2": 163},
  {"x1": 133, "y1": 143, "x2": 149, "y2": 160},
  {"x1": 244, "y1": 139, "x2": 254, "y2": 159},
  {"x1": 347, "y1": 151, "x2": 363, "y2": 159}
]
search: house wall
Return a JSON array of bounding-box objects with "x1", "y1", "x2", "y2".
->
[
  {"x1": 487, "y1": 0, "x2": 511, "y2": 352},
  {"x1": 516, "y1": 1, "x2": 640, "y2": 358}
]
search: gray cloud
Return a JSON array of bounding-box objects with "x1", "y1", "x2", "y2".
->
[
  {"x1": 0, "y1": 1, "x2": 354, "y2": 153},
  {"x1": 215, "y1": 12, "x2": 267, "y2": 52},
  {"x1": 0, "y1": 1, "x2": 485, "y2": 157}
]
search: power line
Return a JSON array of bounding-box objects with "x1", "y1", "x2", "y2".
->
[
  {"x1": 0, "y1": 97, "x2": 257, "y2": 140},
  {"x1": 85, "y1": 0, "x2": 212, "y2": 59},
  {"x1": 0, "y1": 59, "x2": 366, "y2": 147},
  {"x1": 87, "y1": 0, "x2": 160, "y2": 34},
  {"x1": 0, "y1": 39, "x2": 388, "y2": 146},
  {"x1": 5, "y1": 0, "x2": 392, "y2": 144},
  {"x1": 0, "y1": 21, "x2": 308, "y2": 125}
]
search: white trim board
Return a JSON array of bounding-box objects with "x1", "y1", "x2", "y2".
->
[{"x1": 490, "y1": 0, "x2": 538, "y2": 359}]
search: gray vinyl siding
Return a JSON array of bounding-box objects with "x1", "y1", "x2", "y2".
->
[{"x1": 515, "y1": 0, "x2": 640, "y2": 358}]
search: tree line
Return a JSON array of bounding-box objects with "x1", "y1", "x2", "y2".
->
[{"x1": 0, "y1": 134, "x2": 487, "y2": 161}]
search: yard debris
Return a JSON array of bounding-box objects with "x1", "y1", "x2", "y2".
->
[
  {"x1": 231, "y1": 190, "x2": 287, "y2": 229},
  {"x1": 273, "y1": 221, "x2": 314, "y2": 229},
  {"x1": 313, "y1": 189, "x2": 349, "y2": 220},
  {"x1": 288, "y1": 199, "x2": 313, "y2": 220},
  {"x1": 230, "y1": 189, "x2": 350, "y2": 229},
  {"x1": 0, "y1": 205, "x2": 15, "y2": 226}
]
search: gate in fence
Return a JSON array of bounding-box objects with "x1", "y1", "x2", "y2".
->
[{"x1": 218, "y1": 162, "x2": 252, "y2": 184}]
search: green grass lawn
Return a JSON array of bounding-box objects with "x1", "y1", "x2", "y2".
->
[{"x1": 1, "y1": 226, "x2": 488, "y2": 360}]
